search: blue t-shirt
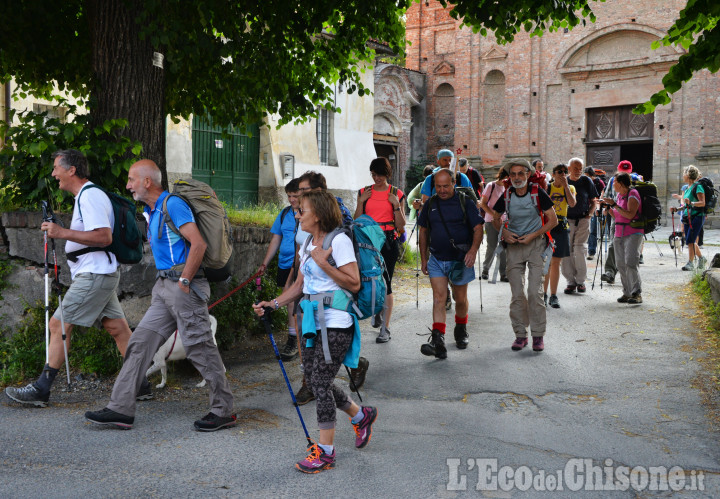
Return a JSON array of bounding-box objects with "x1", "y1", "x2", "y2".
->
[
  {"x1": 270, "y1": 207, "x2": 299, "y2": 269},
  {"x1": 146, "y1": 191, "x2": 196, "y2": 270},
  {"x1": 420, "y1": 168, "x2": 472, "y2": 197},
  {"x1": 417, "y1": 193, "x2": 483, "y2": 261}
]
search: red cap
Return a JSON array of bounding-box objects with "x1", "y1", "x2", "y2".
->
[{"x1": 617, "y1": 160, "x2": 632, "y2": 173}]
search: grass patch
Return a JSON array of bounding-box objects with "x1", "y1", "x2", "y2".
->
[
  {"x1": 396, "y1": 242, "x2": 420, "y2": 269},
  {"x1": 225, "y1": 202, "x2": 283, "y2": 228},
  {"x1": 691, "y1": 273, "x2": 720, "y2": 331}
]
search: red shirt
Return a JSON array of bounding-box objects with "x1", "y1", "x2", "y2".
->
[{"x1": 361, "y1": 185, "x2": 405, "y2": 231}]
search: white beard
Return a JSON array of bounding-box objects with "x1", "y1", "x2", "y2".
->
[{"x1": 512, "y1": 179, "x2": 528, "y2": 189}]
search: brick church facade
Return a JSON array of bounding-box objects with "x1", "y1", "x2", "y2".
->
[{"x1": 405, "y1": 0, "x2": 720, "y2": 213}]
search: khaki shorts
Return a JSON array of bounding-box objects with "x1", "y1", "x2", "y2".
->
[{"x1": 53, "y1": 271, "x2": 125, "y2": 327}]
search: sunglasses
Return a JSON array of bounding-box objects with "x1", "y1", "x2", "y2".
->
[{"x1": 298, "y1": 206, "x2": 311, "y2": 215}]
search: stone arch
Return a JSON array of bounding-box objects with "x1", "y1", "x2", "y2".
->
[
  {"x1": 434, "y1": 83, "x2": 455, "y2": 147},
  {"x1": 557, "y1": 24, "x2": 684, "y2": 72},
  {"x1": 373, "y1": 112, "x2": 402, "y2": 137},
  {"x1": 483, "y1": 70, "x2": 506, "y2": 131}
]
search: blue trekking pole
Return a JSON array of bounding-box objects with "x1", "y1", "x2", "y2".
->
[{"x1": 257, "y1": 303, "x2": 314, "y2": 449}]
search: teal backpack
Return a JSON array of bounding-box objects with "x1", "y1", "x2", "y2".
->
[
  {"x1": 302, "y1": 214, "x2": 387, "y2": 319},
  {"x1": 67, "y1": 184, "x2": 143, "y2": 265}
]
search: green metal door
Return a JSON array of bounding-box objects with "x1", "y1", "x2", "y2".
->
[{"x1": 192, "y1": 117, "x2": 260, "y2": 207}]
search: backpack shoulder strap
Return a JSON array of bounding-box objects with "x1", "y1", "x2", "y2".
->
[
  {"x1": 361, "y1": 185, "x2": 373, "y2": 213},
  {"x1": 280, "y1": 205, "x2": 292, "y2": 224},
  {"x1": 159, "y1": 193, "x2": 185, "y2": 240},
  {"x1": 76, "y1": 183, "x2": 104, "y2": 221}
]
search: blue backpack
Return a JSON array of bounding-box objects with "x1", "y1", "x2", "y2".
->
[{"x1": 301, "y1": 214, "x2": 386, "y2": 319}]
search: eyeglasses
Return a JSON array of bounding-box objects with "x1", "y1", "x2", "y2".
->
[{"x1": 298, "y1": 186, "x2": 312, "y2": 192}]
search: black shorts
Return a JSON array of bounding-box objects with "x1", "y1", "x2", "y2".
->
[
  {"x1": 551, "y1": 225, "x2": 570, "y2": 258},
  {"x1": 276, "y1": 266, "x2": 292, "y2": 288},
  {"x1": 381, "y1": 232, "x2": 399, "y2": 295}
]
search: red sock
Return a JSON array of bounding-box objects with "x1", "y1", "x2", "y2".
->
[
  {"x1": 454, "y1": 314, "x2": 468, "y2": 325},
  {"x1": 432, "y1": 322, "x2": 446, "y2": 334}
]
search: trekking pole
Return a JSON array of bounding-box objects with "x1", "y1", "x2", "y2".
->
[
  {"x1": 415, "y1": 223, "x2": 419, "y2": 309},
  {"x1": 256, "y1": 303, "x2": 314, "y2": 449},
  {"x1": 672, "y1": 210, "x2": 678, "y2": 267},
  {"x1": 476, "y1": 248, "x2": 483, "y2": 312},
  {"x1": 41, "y1": 202, "x2": 51, "y2": 365},
  {"x1": 42, "y1": 202, "x2": 71, "y2": 387},
  {"x1": 591, "y1": 209, "x2": 606, "y2": 290}
]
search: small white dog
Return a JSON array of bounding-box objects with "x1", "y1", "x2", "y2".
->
[{"x1": 146, "y1": 315, "x2": 225, "y2": 389}]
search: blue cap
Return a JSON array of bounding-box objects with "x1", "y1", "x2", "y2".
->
[{"x1": 437, "y1": 149, "x2": 454, "y2": 160}]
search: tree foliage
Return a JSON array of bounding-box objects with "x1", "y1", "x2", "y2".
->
[
  {"x1": 0, "y1": 0, "x2": 409, "y2": 130},
  {"x1": 441, "y1": 0, "x2": 720, "y2": 114}
]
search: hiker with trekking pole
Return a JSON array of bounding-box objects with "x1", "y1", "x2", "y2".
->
[
  {"x1": 5, "y1": 150, "x2": 134, "y2": 408},
  {"x1": 254, "y1": 190, "x2": 378, "y2": 473},
  {"x1": 85, "y1": 159, "x2": 235, "y2": 431}
]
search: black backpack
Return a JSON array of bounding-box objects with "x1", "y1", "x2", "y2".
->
[
  {"x1": 629, "y1": 181, "x2": 662, "y2": 233},
  {"x1": 692, "y1": 177, "x2": 719, "y2": 214},
  {"x1": 429, "y1": 171, "x2": 479, "y2": 203},
  {"x1": 67, "y1": 184, "x2": 143, "y2": 264}
]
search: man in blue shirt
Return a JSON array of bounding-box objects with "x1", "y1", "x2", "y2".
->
[
  {"x1": 418, "y1": 168, "x2": 483, "y2": 359},
  {"x1": 419, "y1": 149, "x2": 473, "y2": 203},
  {"x1": 85, "y1": 160, "x2": 235, "y2": 432},
  {"x1": 258, "y1": 179, "x2": 301, "y2": 360}
]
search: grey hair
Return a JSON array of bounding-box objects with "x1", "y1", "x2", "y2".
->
[
  {"x1": 51, "y1": 149, "x2": 90, "y2": 179},
  {"x1": 684, "y1": 165, "x2": 700, "y2": 181},
  {"x1": 568, "y1": 157, "x2": 584, "y2": 168}
]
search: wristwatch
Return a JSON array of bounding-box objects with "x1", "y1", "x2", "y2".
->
[{"x1": 179, "y1": 277, "x2": 190, "y2": 287}]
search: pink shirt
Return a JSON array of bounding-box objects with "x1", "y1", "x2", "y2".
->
[
  {"x1": 614, "y1": 188, "x2": 643, "y2": 237},
  {"x1": 482, "y1": 181, "x2": 506, "y2": 222}
]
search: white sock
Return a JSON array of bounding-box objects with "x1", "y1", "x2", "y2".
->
[
  {"x1": 318, "y1": 443, "x2": 334, "y2": 455},
  {"x1": 289, "y1": 327, "x2": 297, "y2": 337},
  {"x1": 351, "y1": 409, "x2": 365, "y2": 424}
]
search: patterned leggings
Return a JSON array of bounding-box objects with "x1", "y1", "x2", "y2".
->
[{"x1": 300, "y1": 325, "x2": 354, "y2": 430}]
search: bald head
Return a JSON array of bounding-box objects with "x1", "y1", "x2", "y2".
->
[
  {"x1": 130, "y1": 159, "x2": 162, "y2": 187},
  {"x1": 127, "y1": 159, "x2": 163, "y2": 206}
]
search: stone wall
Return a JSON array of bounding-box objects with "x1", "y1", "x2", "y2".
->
[{"x1": 0, "y1": 211, "x2": 273, "y2": 330}]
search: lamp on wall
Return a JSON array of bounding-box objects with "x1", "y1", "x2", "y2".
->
[{"x1": 281, "y1": 154, "x2": 294, "y2": 179}]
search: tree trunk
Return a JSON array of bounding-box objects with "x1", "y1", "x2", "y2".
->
[{"x1": 87, "y1": 0, "x2": 167, "y2": 189}]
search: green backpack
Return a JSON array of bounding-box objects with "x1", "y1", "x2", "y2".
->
[{"x1": 67, "y1": 184, "x2": 143, "y2": 265}]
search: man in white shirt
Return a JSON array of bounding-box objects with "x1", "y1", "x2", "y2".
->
[{"x1": 5, "y1": 149, "x2": 134, "y2": 407}]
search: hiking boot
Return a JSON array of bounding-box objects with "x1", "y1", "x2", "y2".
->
[
  {"x1": 85, "y1": 408, "x2": 134, "y2": 430},
  {"x1": 639, "y1": 254, "x2": 644, "y2": 265},
  {"x1": 481, "y1": 271, "x2": 489, "y2": 280},
  {"x1": 532, "y1": 337, "x2": 545, "y2": 352},
  {"x1": 577, "y1": 284, "x2": 586, "y2": 293},
  {"x1": 511, "y1": 337, "x2": 528, "y2": 351},
  {"x1": 453, "y1": 323, "x2": 469, "y2": 349},
  {"x1": 617, "y1": 295, "x2": 631, "y2": 303},
  {"x1": 420, "y1": 329, "x2": 447, "y2": 359},
  {"x1": 349, "y1": 357, "x2": 369, "y2": 392},
  {"x1": 5, "y1": 384, "x2": 49, "y2": 407},
  {"x1": 544, "y1": 292, "x2": 548, "y2": 307},
  {"x1": 628, "y1": 293, "x2": 643, "y2": 304},
  {"x1": 295, "y1": 382, "x2": 315, "y2": 405},
  {"x1": 371, "y1": 311, "x2": 383, "y2": 329},
  {"x1": 601, "y1": 273, "x2": 615, "y2": 284},
  {"x1": 296, "y1": 443, "x2": 335, "y2": 473},
  {"x1": 681, "y1": 261, "x2": 694, "y2": 271},
  {"x1": 136, "y1": 379, "x2": 154, "y2": 401},
  {"x1": 193, "y1": 412, "x2": 238, "y2": 432},
  {"x1": 549, "y1": 295, "x2": 560, "y2": 308},
  {"x1": 376, "y1": 326, "x2": 391, "y2": 343},
  {"x1": 500, "y1": 275, "x2": 509, "y2": 282},
  {"x1": 698, "y1": 256, "x2": 707, "y2": 270},
  {"x1": 279, "y1": 335, "x2": 299, "y2": 361},
  {"x1": 564, "y1": 284, "x2": 576, "y2": 294},
  {"x1": 587, "y1": 252, "x2": 595, "y2": 260},
  {"x1": 351, "y1": 406, "x2": 378, "y2": 449}
]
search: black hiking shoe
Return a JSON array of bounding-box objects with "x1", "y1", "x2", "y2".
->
[
  {"x1": 453, "y1": 323, "x2": 469, "y2": 349},
  {"x1": 193, "y1": 412, "x2": 238, "y2": 432},
  {"x1": 295, "y1": 382, "x2": 315, "y2": 405},
  {"x1": 371, "y1": 311, "x2": 383, "y2": 329},
  {"x1": 5, "y1": 384, "x2": 49, "y2": 408},
  {"x1": 421, "y1": 329, "x2": 447, "y2": 359},
  {"x1": 601, "y1": 273, "x2": 615, "y2": 284},
  {"x1": 136, "y1": 379, "x2": 154, "y2": 401},
  {"x1": 349, "y1": 357, "x2": 369, "y2": 392},
  {"x1": 85, "y1": 408, "x2": 134, "y2": 430},
  {"x1": 279, "y1": 335, "x2": 299, "y2": 361},
  {"x1": 549, "y1": 295, "x2": 560, "y2": 308},
  {"x1": 628, "y1": 293, "x2": 643, "y2": 304}
]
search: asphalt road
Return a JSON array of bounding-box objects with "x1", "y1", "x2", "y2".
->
[{"x1": 2, "y1": 226, "x2": 719, "y2": 498}]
